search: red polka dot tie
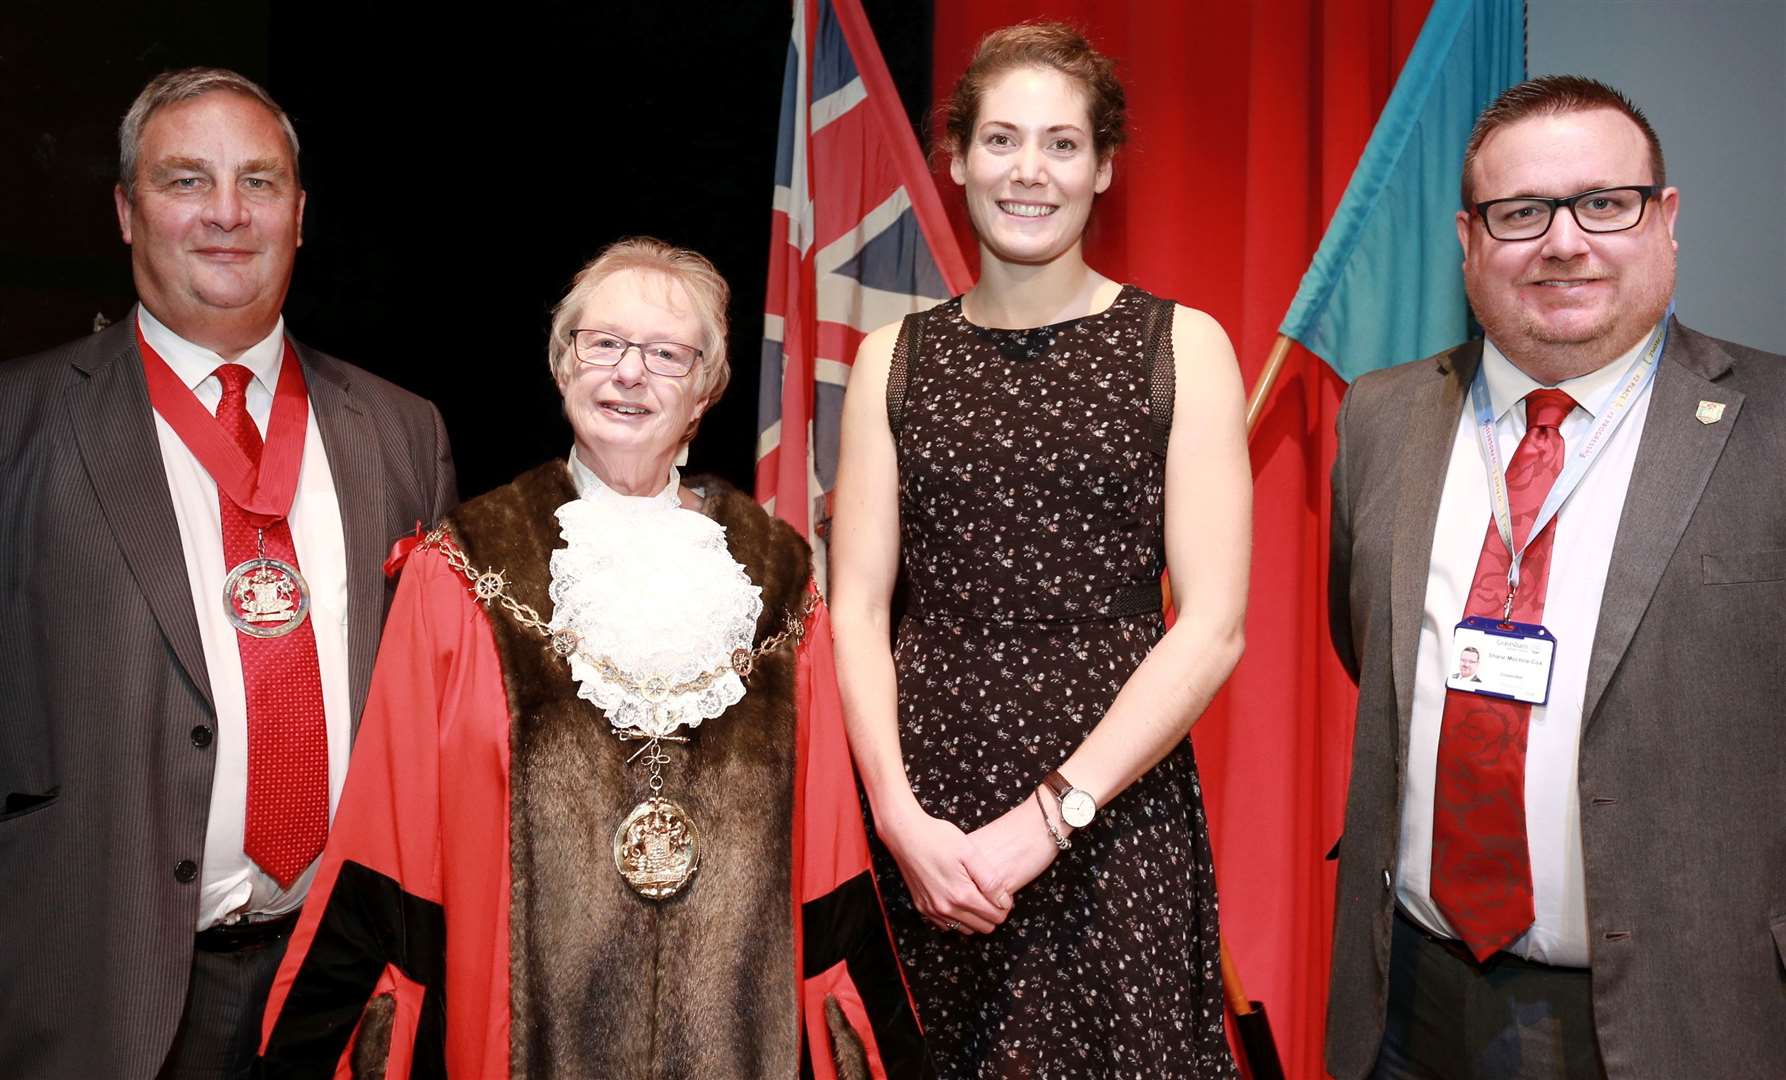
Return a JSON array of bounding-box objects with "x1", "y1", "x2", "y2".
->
[
  {"x1": 1430, "y1": 387, "x2": 1576, "y2": 962},
  {"x1": 214, "y1": 364, "x2": 329, "y2": 888}
]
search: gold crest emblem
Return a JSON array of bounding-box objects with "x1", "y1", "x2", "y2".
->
[
  {"x1": 613, "y1": 797, "x2": 700, "y2": 899},
  {"x1": 1695, "y1": 400, "x2": 1726, "y2": 425}
]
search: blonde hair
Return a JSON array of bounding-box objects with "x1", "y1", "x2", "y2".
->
[{"x1": 547, "y1": 237, "x2": 732, "y2": 445}]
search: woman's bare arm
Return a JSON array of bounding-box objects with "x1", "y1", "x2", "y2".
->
[
  {"x1": 830, "y1": 321, "x2": 1010, "y2": 933},
  {"x1": 967, "y1": 305, "x2": 1252, "y2": 898}
]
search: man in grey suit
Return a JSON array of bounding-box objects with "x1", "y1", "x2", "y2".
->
[
  {"x1": 1327, "y1": 75, "x2": 1786, "y2": 1079},
  {"x1": 0, "y1": 68, "x2": 456, "y2": 1078}
]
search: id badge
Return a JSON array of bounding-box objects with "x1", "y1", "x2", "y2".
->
[{"x1": 1447, "y1": 616, "x2": 1557, "y2": 706}]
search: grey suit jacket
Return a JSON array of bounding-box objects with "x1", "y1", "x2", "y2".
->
[
  {"x1": 0, "y1": 315, "x2": 457, "y2": 1079},
  {"x1": 1325, "y1": 321, "x2": 1786, "y2": 1079}
]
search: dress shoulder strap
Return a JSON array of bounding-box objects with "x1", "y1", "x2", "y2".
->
[
  {"x1": 1142, "y1": 296, "x2": 1176, "y2": 458},
  {"x1": 885, "y1": 308, "x2": 928, "y2": 439}
]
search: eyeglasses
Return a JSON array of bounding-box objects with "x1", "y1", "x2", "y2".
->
[
  {"x1": 571, "y1": 331, "x2": 703, "y2": 378},
  {"x1": 1473, "y1": 185, "x2": 1661, "y2": 241}
]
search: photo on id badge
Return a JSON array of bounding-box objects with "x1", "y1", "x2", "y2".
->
[{"x1": 1447, "y1": 617, "x2": 1557, "y2": 706}]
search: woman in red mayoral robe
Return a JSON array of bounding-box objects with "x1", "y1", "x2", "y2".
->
[{"x1": 257, "y1": 238, "x2": 933, "y2": 1079}]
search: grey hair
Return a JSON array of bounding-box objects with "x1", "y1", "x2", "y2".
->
[
  {"x1": 547, "y1": 237, "x2": 732, "y2": 446},
  {"x1": 118, "y1": 67, "x2": 300, "y2": 199}
]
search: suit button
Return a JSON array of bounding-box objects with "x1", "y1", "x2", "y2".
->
[
  {"x1": 174, "y1": 860, "x2": 199, "y2": 883},
  {"x1": 190, "y1": 726, "x2": 214, "y2": 749},
  {"x1": 1383, "y1": 869, "x2": 1393, "y2": 890}
]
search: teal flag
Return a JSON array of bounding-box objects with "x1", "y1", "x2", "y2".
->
[{"x1": 1280, "y1": 0, "x2": 1524, "y2": 381}]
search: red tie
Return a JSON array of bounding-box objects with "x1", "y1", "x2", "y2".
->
[
  {"x1": 215, "y1": 364, "x2": 329, "y2": 888},
  {"x1": 1430, "y1": 387, "x2": 1577, "y2": 962}
]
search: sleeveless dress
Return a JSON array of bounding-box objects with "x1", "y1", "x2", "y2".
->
[{"x1": 873, "y1": 286, "x2": 1237, "y2": 1079}]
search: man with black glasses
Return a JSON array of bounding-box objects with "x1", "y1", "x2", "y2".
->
[{"x1": 1324, "y1": 75, "x2": 1786, "y2": 1079}]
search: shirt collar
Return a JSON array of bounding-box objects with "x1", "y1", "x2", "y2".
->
[
  {"x1": 136, "y1": 304, "x2": 286, "y2": 394},
  {"x1": 1480, "y1": 323, "x2": 1662, "y2": 423}
]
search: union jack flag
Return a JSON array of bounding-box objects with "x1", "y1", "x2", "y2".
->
[{"x1": 757, "y1": 0, "x2": 971, "y2": 585}]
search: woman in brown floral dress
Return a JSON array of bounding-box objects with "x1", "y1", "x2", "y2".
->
[{"x1": 830, "y1": 21, "x2": 1252, "y2": 1080}]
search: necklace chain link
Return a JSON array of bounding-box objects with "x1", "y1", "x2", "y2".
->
[{"x1": 418, "y1": 526, "x2": 814, "y2": 699}]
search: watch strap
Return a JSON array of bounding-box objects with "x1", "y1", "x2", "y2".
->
[{"x1": 1034, "y1": 789, "x2": 1071, "y2": 850}]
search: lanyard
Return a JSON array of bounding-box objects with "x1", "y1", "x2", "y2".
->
[
  {"x1": 139, "y1": 326, "x2": 311, "y2": 530},
  {"x1": 1469, "y1": 309, "x2": 1671, "y2": 617}
]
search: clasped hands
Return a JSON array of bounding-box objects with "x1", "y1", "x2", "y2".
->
[{"x1": 880, "y1": 792, "x2": 1065, "y2": 935}]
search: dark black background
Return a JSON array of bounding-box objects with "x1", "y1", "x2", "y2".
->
[{"x1": 1, "y1": 1, "x2": 934, "y2": 498}]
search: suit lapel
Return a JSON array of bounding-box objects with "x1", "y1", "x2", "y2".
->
[
  {"x1": 1583, "y1": 322, "x2": 1739, "y2": 729},
  {"x1": 66, "y1": 318, "x2": 214, "y2": 710},
  {"x1": 1390, "y1": 344, "x2": 1477, "y2": 744},
  {"x1": 298, "y1": 343, "x2": 389, "y2": 731}
]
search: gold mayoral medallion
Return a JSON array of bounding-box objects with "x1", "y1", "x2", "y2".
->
[
  {"x1": 613, "y1": 796, "x2": 700, "y2": 899},
  {"x1": 223, "y1": 556, "x2": 310, "y2": 638},
  {"x1": 413, "y1": 531, "x2": 820, "y2": 903}
]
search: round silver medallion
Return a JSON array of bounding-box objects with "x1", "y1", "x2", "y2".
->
[
  {"x1": 612, "y1": 796, "x2": 700, "y2": 900},
  {"x1": 222, "y1": 557, "x2": 310, "y2": 639}
]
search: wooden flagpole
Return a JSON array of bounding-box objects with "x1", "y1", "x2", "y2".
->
[{"x1": 1246, "y1": 333, "x2": 1298, "y2": 438}]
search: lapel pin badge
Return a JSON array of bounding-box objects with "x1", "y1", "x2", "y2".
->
[{"x1": 1695, "y1": 400, "x2": 1726, "y2": 425}]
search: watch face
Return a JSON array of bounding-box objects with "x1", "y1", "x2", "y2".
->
[{"x1": 1061, "y1": 789, "x2": 1096, "y2": 828}]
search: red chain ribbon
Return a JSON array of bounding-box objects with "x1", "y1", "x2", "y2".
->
[{"x1": 138, "y1": 325, "x2": 310, "y2": 529}]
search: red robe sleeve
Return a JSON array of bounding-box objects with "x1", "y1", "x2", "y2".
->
[
  {"x1": 794, "y1": 590, "x2": 936, "y2": 1079},
  {"x1": 258, "y1": 546, "x2": 512, "y2": 1078}
]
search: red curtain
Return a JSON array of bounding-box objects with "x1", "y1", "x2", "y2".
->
[{"x1": 931, "y1": 4, "x2": 1430, "y2": 1077}]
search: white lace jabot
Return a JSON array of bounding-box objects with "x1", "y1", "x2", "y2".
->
[{"x1": 550, "y1": 455, "x2": 763, "y2": 737}]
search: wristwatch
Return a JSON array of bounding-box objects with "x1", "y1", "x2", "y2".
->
[{"x1": 1043, "y1": 770, "x2": 1097, "y2": 829}]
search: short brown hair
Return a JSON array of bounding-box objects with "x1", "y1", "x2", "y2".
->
[
  {"x1": 1462, "y1": 75, "x2": 1665, "y2": 208},
  {"x1": 547, "y1": 237, "x2": 732, "y2": 446},
  {"x1": 119, "y1": 68, "x2": 300, "y2": 199},
  {"x1": 942, "y1": 21, "x2": 1127, "y2": 162}
]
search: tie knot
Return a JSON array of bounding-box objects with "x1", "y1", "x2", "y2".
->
[
  {"x1": 1524, "y1": 388, "x2": 1575, "y2": 431},
  {"x1": 214, "y1": 364, "x2": 255, "y2": 404}
]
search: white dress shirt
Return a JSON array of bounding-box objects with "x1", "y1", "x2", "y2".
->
[
  {"x1": 1397, "y1": 326, "x2": 1659, "y2": 967},
  {"x1": 139, "y1": 307, "x2": 352, "y2": 930}
]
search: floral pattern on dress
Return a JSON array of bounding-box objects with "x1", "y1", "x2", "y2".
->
[{"x1": 873, "y1": 286, "x2": 1237, "y2": 1079}]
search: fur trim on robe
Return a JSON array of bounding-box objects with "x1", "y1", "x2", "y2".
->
[{"x1": 257, "y1": 462, "x2": 934, "y2": 1079}]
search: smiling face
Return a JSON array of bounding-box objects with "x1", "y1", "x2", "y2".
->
[
  {"x1": 1456, "y1": 108, "x2": 1678, "y2": 379},
  {"x1": 950, "y1": 65, "x2": 1112, "y2": 268},
  {"x1": 114, "y1": 91, "x2": 305, "y2": 356},
  {"x1": 1458, "y1": 648, "x2": 1479, "y2": 678},
  {"x1": 558, "y1": 268, "x2": 708, "y2": 494}
]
